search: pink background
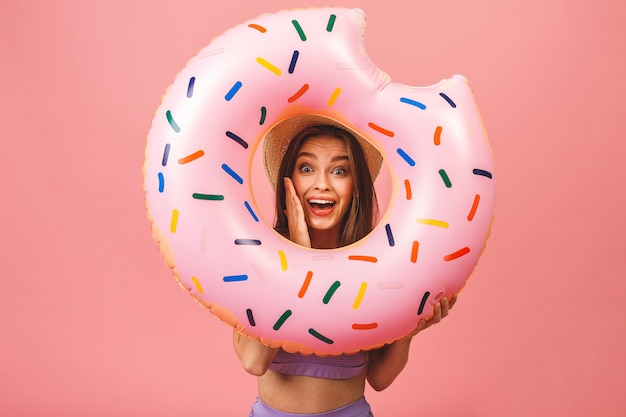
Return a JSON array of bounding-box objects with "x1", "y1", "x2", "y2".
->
[{"x1": 2, "y1": 0, "x2": 625, "y2": 416}]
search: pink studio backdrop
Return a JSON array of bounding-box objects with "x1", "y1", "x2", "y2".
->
[{"x1": 2, "y1": 0, "x2": 625, "y2": 416}]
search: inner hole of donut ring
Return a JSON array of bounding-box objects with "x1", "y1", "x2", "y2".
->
[{"x1": 249, "y1": 129, "x2": 392, "y2": 247}]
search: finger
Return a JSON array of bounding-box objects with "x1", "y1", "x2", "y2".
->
[
  {"x1": 440, "y1": 297, "x2": 450, "y2": 318},
  {"x1": 449, "y1": 294, "x2": 458, "y2": 310},
  {"x1": 430, "y1": 302, "x2": 442, "y2": 324}
]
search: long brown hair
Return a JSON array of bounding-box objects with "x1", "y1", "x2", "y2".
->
[{"x1": 273, "y1": 125, "x2": 379, "y2": 247}]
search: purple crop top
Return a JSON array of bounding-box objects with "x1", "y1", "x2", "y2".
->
[{"x1": 268, "y1": 349, "x2": 369, "y2": 380}]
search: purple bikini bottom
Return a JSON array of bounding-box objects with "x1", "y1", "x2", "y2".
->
[{"x1": 249, "y1": 397, "x2": 374, "y2": 417}]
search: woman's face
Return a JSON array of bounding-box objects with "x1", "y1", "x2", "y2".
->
[{"x1": 291, "y1": 135, "x2": 354, "y2": 238}]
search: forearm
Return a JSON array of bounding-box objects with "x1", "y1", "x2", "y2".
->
[
  {"x1": 232, "y1": 329, "x2": 279, "y2": 376},
  {"x1": 366, "y1": 339, "x2": 412, "y2": 391}
]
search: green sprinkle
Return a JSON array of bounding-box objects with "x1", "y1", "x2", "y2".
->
[
  {"x1": 439, "y1": 169, "x2": 452, "y2": 188},
  {"x1": 292, "y1": 20, "x2": 306, "y2": 41},
  {"x1": 259, "y1": 106, "x2": 266, "y2": 125},
  {"x1": 326, "y1": 14, "x2": 336, "y2": 32},
  {"x1": 308, "y1": 328, "x2": 334, "y2": 344},
  {"x1": 166, "y1": 110, "x2": 180, "y2": 133},
  {"x1": 192, "y1": 193, "x2": 224, "y2": 200},
  {"x1": 322, "y1": 281, "x2": 341, "y2": 304},
  {"x1": 273, "y1": 310, "x2": 292, "y2": 330}
]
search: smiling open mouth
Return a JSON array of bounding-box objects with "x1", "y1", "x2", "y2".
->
[{"x1": 308, "y1": 199, "x2": 336, "y2": 209}]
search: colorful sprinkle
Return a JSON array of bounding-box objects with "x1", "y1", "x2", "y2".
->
[
  {"x1": 225, "y1": 131, "x2": 249, "y2": 149},
  {"x1": 473, "y1": 168, "x2": 493, "y2": 179},
  {"x1": 225, "y1": 81, "x2": 242, "y2": 101},
  {"x1": 404, "y1": 179, "x2": 412, "y2": 199},
  {"x1": 417, "y1": 291, "x2": 430, "y2": 315},
  {"x1": 187, "y1": 77, "x2": 195, "y2": 98},
  {"x1": 158, "y1": 172, "x2": 165, "y2": 192},
  {"x1": 166, "y1": 110, "x2": 180, "y2": 133},
  {"x1": 278, "y1": 250, "x2": 288, "y2": 271},
  {"x1": 352, "y1": 282, "x2": 368, "y2": 310},
  {"x1": 191, "y1": 276, "x2": 203, "y2": 294},
  {"x1": 256, "y1": 57, "x2": 282, "y2": 76},
  {"x1": 259, "y1": 107, "x2": 267, "y2": 125},
  {"x1": 234, "y1": 239, "x2": 261, "y2": 245},
  {"x1": 417, "y1": 218, "x2": 449, "y2": 228},
  {"x1": 192, "y1": 193, "x2": 224, "y2": 201},
  {"x1": 287, "y1": 84, "x2": 309, "y2": 102},
  {"x1": 323, "y1": 281, "x2": 341, "y2": 304},
  {"x1": 223, "y1": 275, "x2": 248, "y2": 282},
  {"x1": 326, "y1": 14, "x2": 336, "y2": 32},
  {"x1": 385, "y1": 224, "x2": 395, "y2": 246},
  {"x1": 298, "y1": 271, "x2": 313, "y2": 298},
  {"x1": 161, "y1": 143, "x2": 170, "y2": 166},
  {"x1": 178, "y1": 150, "x2": 205, "y2": 164},
  {"x1": 291, "y1": 20, "x2": 307, "y2": 41},
  {"x1": 467, "y1": 194, "x2": 480, "y2": 221},
  {"x1": 309, "y1": 328, "x2": 333, "y2": 344},
  {"x1": 439, "y1": 92, "x2": 457, "y2": 108},
  {"x1": 273, "y1": 310, "x2": 292, "y2": 330},
  {"x1": 397, "y1": 148, "x2": 416, "y2": 166},
  {"x1": 439, "y1": 169, "x2": 452, "y2": 188},
  {"x1": 222, "y1": 163, "x2": 243, "y2": 184},
  {"x1": 246, "y1": 308, "x2": 256, "y2": 326},
  {"x1": 444, "y1": 247, "x2": 471, "y2": 261},
  {"x1": 288, "y1": 50, "x2": 299, "y2": 74},
  {"x1": 244, "y1": 201, "x2": 259, "y2": 222},
  {"x1": 248, "y1": 23, "x2": 266, "y2": 33},
  {"x1": 400, "y1": 97, "x2": 427, "y2": 110},
  {"x1": 170, "y1": 209, "x2": 179, "y2": 233},
  {"x1": 352, "y1": 323, "x2": 378, "y2": 330},
  {"x1": 348, "y1": 255, "x2": 378, "y2": 263},
  {"x1": 368, "y1": 122, "x2": 395, "y2": 137},
  {"x1": 434, "y1": 126, "x2": 443, "y2": 145},
  {"x1": 328, "y1": 88, "x2": 342, "y2": 106},
  {"x1": 411, "y1": 241, "x2": 419, "y2": 263}
]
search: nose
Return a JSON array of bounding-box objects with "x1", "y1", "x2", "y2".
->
[{"x1": 313, "y1": 171, "x2": 330, "y2": 190}]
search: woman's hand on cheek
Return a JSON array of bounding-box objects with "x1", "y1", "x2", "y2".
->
[{"x1": 284, "y1": 177, "x2": 311, "y2": 248}]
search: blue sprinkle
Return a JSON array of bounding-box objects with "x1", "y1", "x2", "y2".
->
[
  {"x1": 187, "y1": 77, "x2": 195, "y2": 98},
  {"x1": 385, "y1": 224, "x2": 395, "y2": 246},
  {"x1": 161, "y1": 143, "x2": 170, "y2": 166},
  {"x1": 224, "y1": 275, "x2": 248, "y2": 282},
  {"x1": 234, "y1": 239, "x2": 262, "y2": 245},
  {"x1": 439, "y1": 92, "x2": 457, "y2": 108},
  {"x1": 397, "y1": 148, "x2": 416, "y2": 166},
  {"x1": 473, "y1": 168, "x2": 493, "y2": 179},
  {"x1": 400, "y1": 97, "x2": 427, "y2": 110},
  {"x1": 225, "y1": 131, "x2": 249, "y2": 149},
  {"x1": 288, "y1": 50, "x2": 299, "y2": 74},
  {"x1": 246, "y1": 309, "x2": 256, "y2": 326},
  {"x1": 222, "y1": 163, "x2": 243, "y2": 184},
  {"x1": 244, "y1": 201, "x2": 259, "y2": 222},
  {"x1": 157, "y1": 172, "x2": 165, "y2": 192},
  {"x1": 225, "y1": 81, "x2": 243, "y2": 101}
]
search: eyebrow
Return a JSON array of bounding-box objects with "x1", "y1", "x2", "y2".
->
[{"x1": 296, "y1": 151, "x2": 349, "y2": 163}]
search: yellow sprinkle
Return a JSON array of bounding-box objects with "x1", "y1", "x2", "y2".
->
[
  {"x1": 416, "y1": 218, "x2": 449, "y2": 228},
  {"x1": 278, "y1": 250, "x2": 288, "y2": 271},
  {"x1": 353, "y1": 282, "x2": 367, "y2": 310},
  {"x1": 256, "y1": 57, "x2": 282, "y2": 76},
  {"x1": 191, "y1": 276, "x2": 204, "y2": 294},
  {"x1": 170, "y1": 209, "x2": 179, "y2": 233},
  {"x1": 328, "y1": 88, "x2": 342, "y2": 106}
]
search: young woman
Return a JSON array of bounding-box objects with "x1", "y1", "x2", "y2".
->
[{"x1": 233, "y1": 115, "x2": 456, "y2": 417}]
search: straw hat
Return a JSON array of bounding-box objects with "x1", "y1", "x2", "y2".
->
[{"x1": 263, "y1": 114, "x2": 383, "y2": 190}]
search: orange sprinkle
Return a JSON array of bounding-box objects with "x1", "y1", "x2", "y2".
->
[
  {"x1": 368, "y1": 122, "x2": 394, "y2": 137},
  {"x1": 298, "y1": 271, "x2": 313, "y2": 298},
  {"x1": 444, "y1": 247, "x2": 471, "y2": 261},
  {"x1": 411, "y1": 241, "x2": 419, "y2": 263},
  {"x1": 287, "y1": 84, "x2": 309, "y2": 103},
  {"x1": 434, "y1": 126, "x2": 443, "y2": 145},
  {"x1": 348, "y1": 255, "x2": 378, "y2": 263},
  {"x1": 352, "y1": 323, "x2": 378, "y2": 330},
  {"x1": 404, "y1": 179, "x2": 412, "y2": 200},
  {"x1": 178, "y1": 150, "x2": 205, "y2": 164},
  {"x1": 467, "y1": 194, "x2": 480, "y2": 221},
  {"x1": 248, "y1": 24, "x2": 267, "y2": 33}
]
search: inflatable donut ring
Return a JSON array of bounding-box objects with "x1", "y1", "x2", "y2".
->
[{"x1": 143, "y1": 7, "x2": 495, "y2": 355}]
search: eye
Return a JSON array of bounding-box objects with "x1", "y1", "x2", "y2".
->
[
  {"x1": 298, "y1": 164, "x2": 313, "y2": 174},
  {"x1": 331, "y1": 167, "x2": 348, "y2": 176}
]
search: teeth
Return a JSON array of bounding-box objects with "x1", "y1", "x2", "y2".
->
[{"x1": 309, "y1": 199, "x2": 335, "y2": 207}]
